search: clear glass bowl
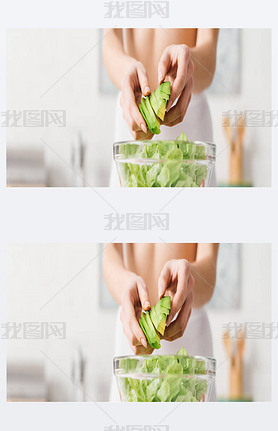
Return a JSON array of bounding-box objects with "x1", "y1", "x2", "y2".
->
[
  {"x1": 113, "y1": 140, "x2": 216, "y2": 187},
  {"x1": 114, "y1": 354, "x2": 216, "y2": 402}
]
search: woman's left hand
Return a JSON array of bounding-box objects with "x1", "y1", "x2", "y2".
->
[
  {"x1": 158, "y1": 259, "x2": 194, "y2": 341},
  {"x1": 157, "y1": 44, "x2": 194, "y2": 127}
]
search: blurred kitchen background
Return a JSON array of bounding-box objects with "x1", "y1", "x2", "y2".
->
[
  {"x1": 6, "y1": 28, "x2": 271, "y2": 187},
  {"x1": 7, "y1": 243, "x2": 271, "y2": 402}
]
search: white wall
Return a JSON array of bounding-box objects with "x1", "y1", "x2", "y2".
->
[
  {"x1": 7, "y1": 28, "x2": 271, "y2": 186},
  {"x1": 207, "y1": 243, "x2": 272, "y2": 401},
  {"x1": 7, "y1": 244, "x2": 117, "y2": 401},
  {"x1": 7, "y1": 243, "x2": 271, "y2": 402},
  {"x1": 207, "y1": 29, "x2": 272, "y2": 186}
]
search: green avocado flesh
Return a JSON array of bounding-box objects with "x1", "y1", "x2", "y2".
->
[
  {"x1": 160, "y1": 81, "x2": 171, "y2": 94},
  {"x1": 139, "y1": 296, "x2": 171, "y2": 348},
  {"x1": 160, "y1": 296, "x2": 171, "y2": 309},
  {"x1": 139, "y1": 310, "x2": 161, "y2": 349},
  {"x1": 139, "y1": 81, "x2": 171, "y2": 133}
]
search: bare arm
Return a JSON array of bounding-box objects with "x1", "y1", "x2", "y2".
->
[
  {"x1": 191, "y1": 243, "x2": 219, "y2": 308},
  {"x1": 103, "y1": 243, "x2": 152, "y2": 354},
  {"x1": 190, "y1": 29, "x2": 219, "y2": 94},
  {"x1": 158, "y1": 29, "x2": 218, "y2": 126},
  {"x1": 102, "y1": 29, "x2": 152, "y2": 139},
  {"x1": 157, "y1": 243, "x2": 218, "y2": 341},
  {"x1": 102, "y1": 243, "x2": 129, "y2": 304},
  {"x1": 103, "y1": 29, "x2": 134, "y2": 90}
]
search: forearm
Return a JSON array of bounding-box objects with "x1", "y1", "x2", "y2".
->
[
  {"x1": 103, "y1": 243, "x2": 131, "y2": 304},
  {"x1": 102, "y1": 29, "x2": 137, "y2": 90},
  {"x1": 190, "y1": 244, "x2": 219, "y2": 308},
  {"x1": 190, "y1": 29, "x2": 219, "y2": 94}
]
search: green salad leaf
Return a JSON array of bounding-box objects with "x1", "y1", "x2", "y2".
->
[{"x1": 118, "y1": 348, "x2": 208, "y2": 402}]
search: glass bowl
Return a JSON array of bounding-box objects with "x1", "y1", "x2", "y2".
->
[
  {"x1": 113, "y1": 140, "x2": 216, "y2": 187},
  {"x1": 113, "y1": 354, "x2": 216, "y2": 402}
]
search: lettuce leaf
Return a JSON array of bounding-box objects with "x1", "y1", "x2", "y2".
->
[
  {"x1": 118, "y1": 348, "x2": 208, "y2": 402},
  {"x1": 117, "y1": 134, "x2": 208, "y2": 187}
]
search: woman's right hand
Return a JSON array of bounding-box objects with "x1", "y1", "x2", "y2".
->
[
  {"x1": 120, "y1": 272, "x2": 154, "y2": 354},
  {"x1": 120, "y1": 60, "x2": 154, "y2": 141}
]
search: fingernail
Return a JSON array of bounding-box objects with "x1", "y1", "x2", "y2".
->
[
  {"x1": 144, "y1": 85, "x2": 151, "y2": 95},
  {"x1": 167, "y1": 101, "x2": 172, "y2": 112},
  {"x1": 159, "y1": 285, "x2": 164, "y2": 298},
  {"x1": 140, "y1": 123, "x2": 147, "y2": 134},
  {"x1": 144, "y1": 300, "x2": 151, "y2": 310},
  {"x1": 141, "y1": 337, "x2": 147, "y2": 348}
]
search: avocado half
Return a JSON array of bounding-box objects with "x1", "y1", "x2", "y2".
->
[
  {"x1": 139, "y1": 81, "x2": 171, "y2": 134},
  {"x1": 139, "y1": 296, "x2": 171, "y2": 349}
]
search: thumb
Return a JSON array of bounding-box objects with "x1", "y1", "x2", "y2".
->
[
  {"x1": 158, "y1": 262, "x2": 171, "y2": 299},
  {"x1": 137, "y1": 279, "x2": 151, "y2": 311},
  {"x1": 158, "y1": 49, "x2": 170, "y2": 84},
  {"x1": 137, "y1": 65, "x2": 151, "y2": 96}
]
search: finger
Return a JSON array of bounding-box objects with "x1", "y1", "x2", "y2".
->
[
  {"x1": 164, "y1": 291, "x2": 193, "y2": 340},
  {"x1": 121, "y1": 95, "x2": 144, "y2": 134},
  {"x1": 130, "y1": 105, "x2": 148, "y2": 134},
  {"x1": 165, "y1": 94, "x2": 192, "y2": 128},
  {"x1": 122, "y1": 300, "x2": 148, "y2": 349},
  {"x1": 124, "y1": 327, "x2": 141, "y2": 347},
  {"x1": 130, "y1": 319, "x2": 148, "y2": 349},
  {"x1": 167, "y1": 53, "x2": 192, "y2": 111},
  {"x1": 124, "y1": 86, "x2": 148, "y2": 133},
  {"x1": 133, "y1": 130, "x2": 154, "y2": 141},
  {"x1": 133, "y1": 345, "x2": 154, "y2": 355},
  {"x1": 137, "y1": 278, "x2": 151, "y2": 310},
  {"x1": 158, "y1": 48, "x2": 171, "y2": 84},
  {"x1": 167, "y1": 260, "x2": 190, "y2": 326},
  {"x1": 163, "y1": 78, "x2": 193, "y2": 126},
  {"x1": 123, "y1": 110, "x2": 142, "y2": 133},
  {"x1": 137, "y1": 64, "x2": 151, "y2": 96},
  {"x1": 158, "y1": 261, "x2": 172, "y2": 299},
  {"x1": 166, "y1": 309, "x2": 192, "y2": 342}
]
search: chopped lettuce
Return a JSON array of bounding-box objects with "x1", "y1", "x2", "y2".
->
[
  {"x1": 118, "y1": 348, "x2": 208, "y2": 402},
  {"x1": 117, "y1": 133, "x2": 208, "y2": 187}
]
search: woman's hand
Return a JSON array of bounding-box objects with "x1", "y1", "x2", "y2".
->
[
  {"x1": 120, "y1": 60, "x2": 154, "y2": 140},
  {"x1": 158, "y1": 259, "x2": 194, "y2": 341},
  {"x1": 158, "y1": 44, "x2": 194, "y2": 127},
  {"x1": 120, "y1": 272, "x2": 154, "y2": 354}
]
